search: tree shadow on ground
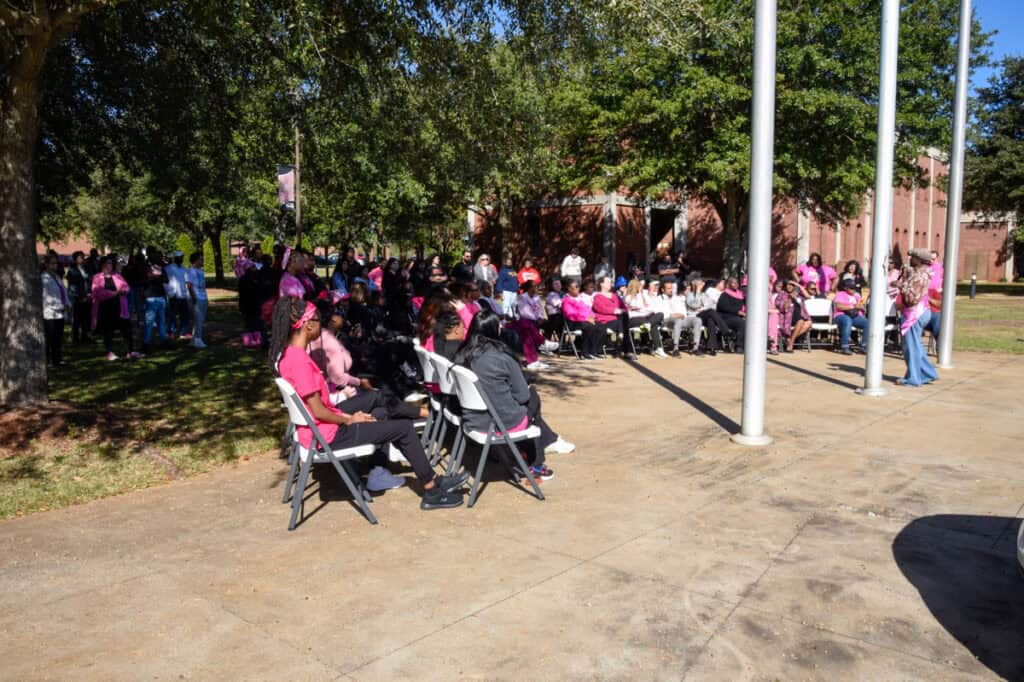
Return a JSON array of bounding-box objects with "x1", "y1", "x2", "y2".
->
[
  {"x1": 623, "y1": 359, "x2": 740, "y2": 435},
  {"x1": 892, "y1": 514, "x2": 1024, "y2": 680},
  {"x1": 826, "y1": 362, "x2": 903, "y2": 383}
]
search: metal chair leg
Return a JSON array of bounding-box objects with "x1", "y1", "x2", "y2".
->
[
  {"x1": 288, "y1": 454, "x2": 313, "y2": 531},
  {"x1": 504, "y1": 436, "x2": 544, "y2": 501},
  {"x1": 281, "y1": 441, "x2": 299, "y2": 503},
  {"x1": 467, "y1": 439, "x2": 491, "y2": 508},
  {"x1": 329, "y1": 458, "x2": 378, "y2": 525}
]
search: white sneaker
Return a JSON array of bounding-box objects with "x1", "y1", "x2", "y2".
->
[
  {"x1": 653, "y1": 347, "x2": 668, "y2": 358},
  {"x1": 526, "y1": 361, "x2": 551, "y2": 371},
  {"x1": 106, "y1": 352, "x2": 119, "y2": 361},
  {"x1": 191, "y1": 338, "x2": 207, "y2": 349},
  {"x1": 545, "y1": 437, "x2": 576, "y2": 454},
  {"x1": 541, "y1": 340, "x2": 560, "y2": 352}
]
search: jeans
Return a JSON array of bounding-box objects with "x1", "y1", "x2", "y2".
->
[
  {"x1": 144, "y1": 296, "x2": 168, "y2": 346},
  {"x1": 168, "y1": 297, "x2": 190, "y2": 336},
  {"x1": 190, "y1": 298, "x2": 208, "y2": 342},
  {"x1": 44, "y1": 318, "x2": 64, "y2": 364},
  {"x1": 664, "y1": 315, "x2": 702, "y2": 350},
  {"x1": 924, "y1": 310, "x2": 941, "y2": 344},
  {"x1": 835, "y1": 312, "x2": 868, "y2": 348},
  {"x1": 500, "y1": 290, "x2": 517, "y2": 318},
  {"x1": 901, "y1": 309, "x2": 939, "y2": 386}
]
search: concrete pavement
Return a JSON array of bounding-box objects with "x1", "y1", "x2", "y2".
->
[{"x1": 1, "y1": 349, "x2": 1022, "y2": 680}]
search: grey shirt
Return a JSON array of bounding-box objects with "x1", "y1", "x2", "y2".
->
[{"x1": 464, "y1": 347, "x2": 529, "y2": 433}]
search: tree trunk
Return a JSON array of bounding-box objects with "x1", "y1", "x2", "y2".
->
[
  {"x1": 210, "y1": 221, "x2": 225, "y2": 285},
  {"x1": 0, "y1": 48, "x2": 49, "y2": 406},
  {"x1": 719, "y1": 184, "x2": 748, "y2": 278}
]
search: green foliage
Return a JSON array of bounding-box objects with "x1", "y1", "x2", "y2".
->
[{"x1": 965, "y1": 56, "x2": 1024, "y2": 228}]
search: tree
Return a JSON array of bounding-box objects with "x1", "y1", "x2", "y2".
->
[
  {"x1": 550, "y1": 0, "x2": 989, "y2": 275},
  {"x1": 1, "y1": 1, "x2": 119, "y2": 405}
]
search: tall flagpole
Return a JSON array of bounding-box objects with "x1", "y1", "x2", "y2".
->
[
  {"x1": 294, "y1": 125, "x2": 302, "y2": 247},
  {"x1": 859, "y1": 0, "x2": 901, "y2": 397},
  {"x1": 937, "y1": 0, "x2": 972, "y2": 368},
  {"x1": 732, "y1": 0, "x2": 777, "y2": 446}
]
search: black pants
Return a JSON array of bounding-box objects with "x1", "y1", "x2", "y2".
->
[
  {"x1": 336, "y1": 388, "x2": 419, "y2": 421},
  {"x1": 597, "y1": 313, "x2": 636, "y2": 354},
  {"x1": 72, "y1": 301, "x2": 91, "y2": 342},
  {"x1": 719, "y1": 313, "x2": 745, "y2": 348},
  {"x1": 169, "y1": 298, "x2": 190, "y2": 335},
  {"x1": 568, "y1": 320, "x2": 604, "y2": 356},
  {"x1": 103, "y1": 317, "x2": 134, "y2": 354},
  {"x1": 329, "y1": 419, "x2": 434, "y2": 484},
  {"x1": 543, "y1": 312, "x2": 564, "y2": 338},
  {"x1": 44, "y1": 318, "x2": 64, "y2": 365},
  {"x1": 519, "y1": 387, "x2": 557, "y2": 468},
  {"x1": 697, "y1": 310, "x2": 727, "y2": 350},
  {"x1": 628, "y1": 313, "x2": 664, "y2": 350}
]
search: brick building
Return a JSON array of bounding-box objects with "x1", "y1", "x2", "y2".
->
[{"x1": 470, "y1": 150, "x2": 1016, "y2": 281}]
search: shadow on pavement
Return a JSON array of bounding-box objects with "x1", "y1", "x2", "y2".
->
[
  {"x1": 767, "y1": 357, "x2": 860, "y2": 390},
  {"x1": 892, "y1": 514, "x2": 1024, "y2": 680},
  {"x1": 624, "y1": 360, "x2": 740, "y2": 435}
]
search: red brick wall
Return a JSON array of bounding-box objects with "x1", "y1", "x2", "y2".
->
[
  {"x1": 959, "y1": 221, "x2": 1011, "y2": 281},
  {"x1": 616, "y1": 205, "x2": 645, "y2": 274}
]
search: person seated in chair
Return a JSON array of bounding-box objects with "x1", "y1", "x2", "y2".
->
[
  {"x1": 453, "y1": 308, "x2": 574, "y2": 484},
  {"x1": 592, "y1": 275, "x2": 637, "y2": 360},
  {"x1": 562, "y1": 278, "x2": 604, "y2": 359},
  {"x1": 715, "y1": 277, "x2": 746, "y2": 352},
  {"x1": 655, "y1": 278, "x2": 703, "y2": 356},
  {"x1": 624, "y1": 279, "x2": 667, "y2": 357},
  {"x1": 271, "y1": 296, "x2": 467, "y2": 509},
  {"x1": 833, "y1": 279, "x2": 869, "y2": 355}
]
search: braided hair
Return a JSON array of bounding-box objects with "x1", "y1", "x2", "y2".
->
[{"x1": 268, "y1": 296, "x2": 308, "y2": 374}]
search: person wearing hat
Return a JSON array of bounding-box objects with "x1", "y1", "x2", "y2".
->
[
  {"x1": 832, "y1": 278, "x2": 869, "y2": 355},
  {"x1": 895, "y1": 248, "x2": 939, "y2": 386}
]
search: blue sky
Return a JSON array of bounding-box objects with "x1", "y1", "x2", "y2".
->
[{"x1": 974, "y1": 0, "x2": 1023, "y2": 88}]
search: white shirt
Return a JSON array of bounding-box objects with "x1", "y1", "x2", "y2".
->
[
  {"x1": 560, "y1": 255, "x2": 586, "y2": 277},
  {"x1": 185, "y1": 267, "x2": 208, "y2": 301},
  {"x1": 165, "y1": 263, "x2": 188, "y2": 299},
  {"x1": 41, "y1": 271, "x2": 68, "y2": 320}
]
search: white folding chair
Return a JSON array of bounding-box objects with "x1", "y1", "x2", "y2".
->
[
  {"x1": 803, "y1": 298, "x2": 837, "y2": 350},
  {"x1": 413, "y1": 345, "x2": 443, "y2": 455},
  {"x1": 559, "y1": 319, "x2": 583, "y2": 359},
  {"x1": 447, "y1": 365, "x2": 545, "y2": 507},
  {"x1": 883, "y1": 297, "x2": 902, "y2": 352},
  {"x1": 426, "y1": 352, "x2": 464, "y2": 469},
  {"x1": 274, "y1": 377, "x2": 378, "y2": 529}
]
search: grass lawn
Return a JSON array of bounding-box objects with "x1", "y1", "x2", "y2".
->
[{"x1": 1, "y1": 289, "x2": 1021, "y2": 520}]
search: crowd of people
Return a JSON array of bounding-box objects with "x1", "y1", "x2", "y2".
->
[{"x1": 40, "y1": 247, "x2": 208, "y2": 365}]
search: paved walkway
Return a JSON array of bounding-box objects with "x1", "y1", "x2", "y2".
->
[{"x1": 1, "y1": 350, "x2": 1022, "y2": 680}]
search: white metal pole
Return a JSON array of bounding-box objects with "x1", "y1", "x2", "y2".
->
[
  {"x1": 732, "y1": 0, "x2": 777, "y2": 447},
  {"x1": 859, "y1": 0, "x2": 901, "y2": 397},
  {"x1": 937, "y1": 0, "x2": 972, "y2": 368}
]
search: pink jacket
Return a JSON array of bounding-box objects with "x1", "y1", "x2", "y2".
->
[
  {"x1": 90, "y1": 272, "x2": 130, "y2": 330},
  {"x1": 591, "y1": 293, "x2": 624, "y2": 323},
  {"x1": 562, "y1": 295, "x2": 593, "y2": 323},
  {"x1": 308, "y1": 332, "x2": 360, "y2": 390}
]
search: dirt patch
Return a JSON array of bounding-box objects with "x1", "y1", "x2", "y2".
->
[{"x1": 0, "y1": 402, "x2": 131, "y2": 456}]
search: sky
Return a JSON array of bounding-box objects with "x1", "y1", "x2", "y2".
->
[{"x1": 973, "y1": 0, "x2": 1023, "y2": 89}]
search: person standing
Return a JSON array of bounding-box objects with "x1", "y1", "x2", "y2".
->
[
  {"x1": 496, "y1": 256, "x2": 519, "y2": 318},
  {"x1": 92, "y1": 256, "x2": 141, "y2": 360},
  {"x1": 451, "y1": 249, "x2": 474, "y2": 283},
  {"x1": 41, "y1": 254, "x2": 70, "y2": 366},
  {"x1": 593, "y1": 255, "x2": 615, "y2": 282},
  {"x1": 560, "y1": 247, "x2": 586, "y2": 285},
  {"x1": 472, "y1": 253, "x2": 497, "y2": 288},
  {"x1": 142, "y1": 248, "x2": 169, "y2": 351},
  {"x1": 66, "y1": 251, "x2": 92, "y2": 344},
  {"x1": 517, "y1": 258, "x2": 541, "y2": 287},
  {"x1": 185, "y1": 252, "x2": 209, "y2": 349},
  {"x1": 164, "y1": 251, "x2": 190, "y2": 338},
  {"x1": 895, "y1": 249, "x2": 939, "y2": 387}
]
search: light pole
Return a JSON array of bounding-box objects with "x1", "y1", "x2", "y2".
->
[
  {"x1": 937, "y1": 0, "x2": 972, "y2": 368},
  {"x1": 859, "y1": 0, "x2": 901, "y2": 397},
  {"x1": 732, "y1": 0, "x2": 777, "y2": 447}
]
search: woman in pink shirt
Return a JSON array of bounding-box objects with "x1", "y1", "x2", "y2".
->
[
  {"x1": 278, "y1": 249, "x2": 308, "y2": 299},
  {"x1": 591, "y1": 276, "x2": 637, "y2": 359},
  {"x1": 562, "y1": 279, "x2": 604, "y2": 359},
  {"x1": 795, "y1": 253, "x2": 838, "y2": 293},
  {"x1": 271, "y1": 296, "x2": 466, "y2": 510}
]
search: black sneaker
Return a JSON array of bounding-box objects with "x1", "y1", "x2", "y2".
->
[
  {"x1": 421, "y1": 486, "x2": 464, "y2": 510},
  {"x1": 670, "y1": 347, "x2": 681, "y2": 357},
  {"x1": 840, "y1": 346, "x2": 853, "y2": 355},
  {"x1": 435, "y1": 470, "x2": 469, "y2": 493}
]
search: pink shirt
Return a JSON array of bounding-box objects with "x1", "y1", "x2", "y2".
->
[
  {"x1": 796, "y1": 263, "x2": 837, "y2": 290},
  {"x1": 833, "y1": 290, "x2": 863, "y2": 316},
  {"x1": 279, "y1": 272, "x2": 305, "y2": 299},
  {"x1": 562, "y1": 294, "x2": 593, "y2": 322},
  {"x1": 929, "y1": 263, "x2": 944, "y2": 290},
  {"x1": 278, "y1": 346, "x2": 340, "y2": 449},
  {"x1": 591, "y1": 292, "x2": 624, "y2": 323},
  {"x1": 368, "y1": 267, "x2": 384, "y2": 290},
  {"x1": 455, "y1": 301, "x2": 479, "y2": 332}
]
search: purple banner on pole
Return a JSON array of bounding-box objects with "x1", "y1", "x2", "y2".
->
[{"x1": 277, "y1": 165, "x2": 295, "y2": 208}]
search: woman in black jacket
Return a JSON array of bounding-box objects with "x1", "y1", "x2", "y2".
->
[{"x1": 715, "y1": 277, "x2": 746, "y2": 352}]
